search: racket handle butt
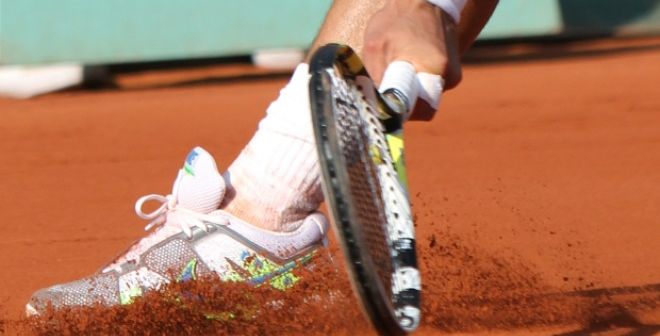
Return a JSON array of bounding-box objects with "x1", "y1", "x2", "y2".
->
[
  {"x1": 380, "y1": 61, "x2": 444, "y2": 120},
  {"x1": 380, "y1": 61, "x2": 418, "y2": 117}
]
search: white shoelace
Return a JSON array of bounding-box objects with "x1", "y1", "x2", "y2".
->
[{"x1": 102, "y1": 193, "x2": 229, "y2": 273}]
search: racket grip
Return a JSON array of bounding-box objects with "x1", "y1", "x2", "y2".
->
[{"x1": 379, "y1": 61, "x2": 444, "y2": 120}]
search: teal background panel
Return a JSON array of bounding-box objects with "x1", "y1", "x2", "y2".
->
[
  {"x1": 2, "y1": 0, "x2": 660, "y2": 65},
  {"x1": 0, "y1": 0, "x2": 333, "y2": 65},
  {"x1": 478, "y1": 0, "x2": 563, "y2": 39},
  {"x1": 558, "y1": 0, "x2": 660, "y2": 36}
]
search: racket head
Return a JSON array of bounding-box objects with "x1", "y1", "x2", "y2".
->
[{"x1": 309, "y1": 44, "x2": 421, "y2": 335}]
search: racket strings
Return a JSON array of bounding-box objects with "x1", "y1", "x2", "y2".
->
[
  {"x1": 332, "y1": 70, "x2": 421, "y2": 328},
  {"x1": 328, "y1": 70, "x2": 396, "y2": 303}
]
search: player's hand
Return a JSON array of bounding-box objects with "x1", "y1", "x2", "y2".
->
[{"x1": 362, "y1": 0, "x2": 462, "y2": 120}]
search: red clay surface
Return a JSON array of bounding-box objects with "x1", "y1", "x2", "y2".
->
[{"x1": 1, "y1": 43, "x2": 660, "y2": 334}]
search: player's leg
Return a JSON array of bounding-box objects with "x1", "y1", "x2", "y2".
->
[{"x1": 221, "y1": 0, "x2": 388, "y2": 232}]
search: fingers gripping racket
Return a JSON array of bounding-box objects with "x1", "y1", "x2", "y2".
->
[{"x1": 309, "y1": 44, "x2": 442, "y2": 335}]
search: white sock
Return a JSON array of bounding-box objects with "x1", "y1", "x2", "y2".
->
[{"x1": 222, "y1": 64, "x2": 323, "y2": 232}]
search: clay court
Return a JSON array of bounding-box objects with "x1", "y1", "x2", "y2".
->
[{"x1": 1, "y1": 39, "x2": 659, "y2": 334}]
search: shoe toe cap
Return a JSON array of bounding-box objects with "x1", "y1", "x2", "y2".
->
[{"x1": 25, "y1": 274, "x2": 121, "y2": 315}]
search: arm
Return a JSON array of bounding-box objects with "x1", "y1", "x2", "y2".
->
[
  {"x1": 458, "y1": 0, "x2": 500, "y2": 55},
  {"x1": 308, "y1": 0, "x2": 498, "y2": 119}
]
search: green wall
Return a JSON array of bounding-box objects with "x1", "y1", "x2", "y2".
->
[
  {"x1": 1, "y1": 0, "x2": 659, "y2": 65},
  {"x1": 0, "y1": 0, "x2": 332, "y2": 65}
]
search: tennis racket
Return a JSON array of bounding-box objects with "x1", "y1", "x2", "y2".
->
[{"x1": 309, "y1": 43, "x2": 442, "y2": 335}]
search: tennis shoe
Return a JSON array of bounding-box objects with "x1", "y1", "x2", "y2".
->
[{"x1": 26, "y1": 147, "x2": 328, "y2": 315}]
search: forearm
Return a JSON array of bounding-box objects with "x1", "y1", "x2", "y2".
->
[
  {"x1": 310, "y1": 0, "x2": 497, "y2": 57},
  {"x1": 395, "y1": 0, "x2": 498, "y2": 55},
  {"x1": 457, "y1": 0, "x2": 499, "y2": 55},
  {"x1": 309, "y1": 0, "x2": 386, "y2": 57}
]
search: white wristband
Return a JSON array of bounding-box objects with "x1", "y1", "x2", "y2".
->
[{"x1": 425, "y1": 0, "x2": 467, "y2": 23}]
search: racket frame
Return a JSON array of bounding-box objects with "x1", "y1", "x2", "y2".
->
[{"x1": 309, "y1": 43, "x2": 420, "y2": 335}]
